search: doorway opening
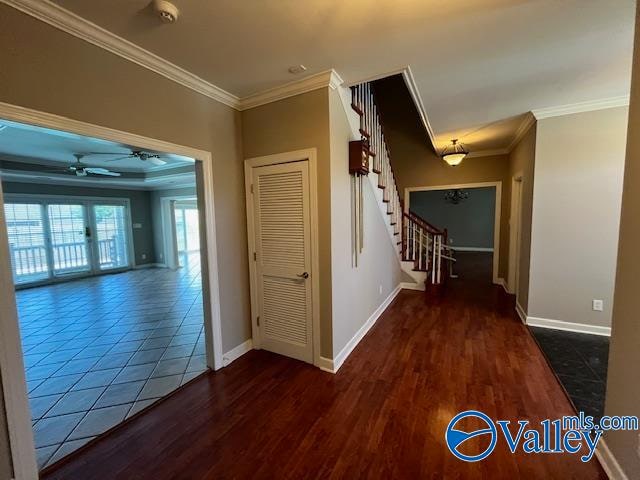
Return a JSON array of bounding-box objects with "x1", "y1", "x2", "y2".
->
[
  {"x1": 405, "y1": 182, "x2": 502, "y2": 285},
  {"x1": 0, "y1": 111, "x2": 222, "y2": 474}
]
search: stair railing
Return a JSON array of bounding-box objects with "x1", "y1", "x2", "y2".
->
[{"x1": 350, "y1": 82, "x2": 455, "y2": 286}]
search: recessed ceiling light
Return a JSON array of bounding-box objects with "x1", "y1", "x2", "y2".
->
[{"x1": 288, "y1": 65, "x2": 307, "y2": 74}]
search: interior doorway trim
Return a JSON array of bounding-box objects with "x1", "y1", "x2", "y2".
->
[
  {"x1": 0, "y1": 101, "x2": 224, "y2": 478},
  {"x1": 404, "y1": 181, "x2": 503, "y2": 285},
  {"x1": 508, "y1": 173, "x2": 524, "y2": 294},
  {"x1": 243, "y1": 149, "x2": 321, "y2": 368}
]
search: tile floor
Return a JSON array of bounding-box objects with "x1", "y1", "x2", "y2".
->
[
  {"x1": 530, "y1": 327, "x2": 609, "y2": 421},
  {"x1": 17, "y1": 253, "x2": 207, "y2": 470}
]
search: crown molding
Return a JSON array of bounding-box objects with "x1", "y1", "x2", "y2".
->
[
  {"x1": 1, "y1": 0, "x2": 242, "y2": 108},
  {"x1": 507, "y1": 112, "x2": 536, "y2": 151},
  {"x1": 532, "y1": 95, "x2": 630, "y2": 120},
  {"x1": 466, "y1": 148, "x2": 510, "y2": 159},
  {"x1": 238, "y1": 70, "x2": 343, "y2": 111},
  {"x1": 2, "y1": 0, "x2": 348, "y2": 112}
]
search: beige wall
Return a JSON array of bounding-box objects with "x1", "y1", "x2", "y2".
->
[
  {"x1": 605, "y1": 7, "x2": 640, "y2": 477},
  {"x1": 328, "y1": 89, "x2": 403, "y2": 357},
  {"x1": 508, "y1": 124, "x2": 537, "y2": 312},
  {"x1": 528, "y1": 107, "x2": 628, "y2": 328},
  {"x1": 0, "y1": 374, "x2": 12, "y2": 480},
  {"x1": 241, "y1": 89, "x2": 334, "y2": 357},
  {"x1": 0, "y1": 5, "x2": 251, "y2": 351}
]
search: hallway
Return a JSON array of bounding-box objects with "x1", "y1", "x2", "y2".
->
[{"x1": 42, "y1": 254, "x2": 605, "y2": 479}]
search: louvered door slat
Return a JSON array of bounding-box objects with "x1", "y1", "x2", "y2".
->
[{"x1": 252, "y1": 161, "x2": 313, "y2": 363}]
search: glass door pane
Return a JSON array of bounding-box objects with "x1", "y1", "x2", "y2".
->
[
  {"x1": 185, "y1": 209, "x2": 200, "y2": 252},
  {"x1": 93, "y1": 205, "x2": 129, "y2": 270},
  {"x1": 47, "y1": 204, "x2": 90, "y2": 275},
  {"x1": 175, "y1": 208, "x2": 186, "y2": 253},
  {"x1": 4, "y1": 203, "x2": 49, "y2": 284}
]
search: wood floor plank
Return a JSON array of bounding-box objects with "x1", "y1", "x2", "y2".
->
[{"x1": 42, "y1": 253, "x2": 606, "y2": 479}]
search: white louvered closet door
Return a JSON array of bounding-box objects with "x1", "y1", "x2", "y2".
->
[{"x1": 252, "y1": 161, "x2": 313, "y2": 363}]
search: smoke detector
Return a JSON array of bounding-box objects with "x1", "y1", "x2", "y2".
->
[{"x1": 152, "y1": 0, "x2": 179, "y2": 23}]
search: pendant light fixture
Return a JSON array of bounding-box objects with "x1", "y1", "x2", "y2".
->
[{"x1": 441, "y1": 139, "x2": 468, "y2": 167}]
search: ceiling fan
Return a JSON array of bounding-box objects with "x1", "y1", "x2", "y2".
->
[
  {"x1": 85, "y1": 150, "x2": 168, "y2": 166},
  {"x1": 46, "y1": 154, "x2": 121, "y2": 177}
]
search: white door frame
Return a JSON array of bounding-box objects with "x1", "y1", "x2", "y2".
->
[
  {"x1": 508, "y1": 173, "x2": 524, "y2": 294},
  {"x1": 0, "y1": 101, "x2": 224, "y2": 479},
  {"x1": 244, "y1": 149, "x2": 320, "y2": 368},
  {"x1": 160, "y1": 195, "x2": 197, "y2": 270},
  {"x1": 404, "y1": 181, "x2": 503, "y2": 285}
]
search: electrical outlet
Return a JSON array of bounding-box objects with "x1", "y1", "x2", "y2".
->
[
  {"x1": 592, "y1": 299, "x2": 604, "y2": 312},
  {"x1": 141, "y1": 253, "x2": 147, "y2": 260}
]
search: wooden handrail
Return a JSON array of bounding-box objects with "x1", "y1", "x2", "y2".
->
[{"x1": 404, "y1": 211, "x2": 444, "y2": 235}]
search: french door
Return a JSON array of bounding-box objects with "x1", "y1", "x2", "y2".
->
[{"x1": 4, "y1": 197, "x2": 132, "y2": 285}]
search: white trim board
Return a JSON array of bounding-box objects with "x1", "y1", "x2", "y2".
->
[
  {"x1": 515, "y1": 301, "x2": 527, "y2": 324},
  {"x1": 400, "y1": 282, "x2": 424, "y2": 291},
  {"x1": 532, "y1": 96, "x2": 630, "y2": 120},
  {"x1": 450, "y1": 247, "x2": 494, "y2": 252},
  {"x1": 596, "y1": 438, "x2": 629, "y2": 480},
  {"x1": 321, "y1": 285, "x2": 402, "y2": 374},
  {"x1": 507, "y1": 113, "x2": 536, "y2": 151},
  {"x1": 526, "y1": 316, "x2": 611, "y2": 337},
  {"x1": 222, "y1": 339, "x2": 253, "y2": 367}
]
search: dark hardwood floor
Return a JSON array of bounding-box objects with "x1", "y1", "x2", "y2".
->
[{"x1": 42, "y1": 253, "x2": 606, "y2": 479}]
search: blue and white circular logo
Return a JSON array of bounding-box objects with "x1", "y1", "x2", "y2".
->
[{"x1": 445, "y1": 410, "x2": 497, "y2": 462}]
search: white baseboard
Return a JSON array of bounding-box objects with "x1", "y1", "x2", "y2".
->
[
  {"x1": 222, "y1": 339, "x2": 253, "y2": 366},
  {"x1": 596, "y1": 438, "x2": 628, "y2": 480},
  {"x1": 317, "y1": 356, "x2": 335, "y2": 373},
  {"x1": 133, "y1": 263, "x2": 166, "y2": 269},
  {"x1": 496, "y1": 278, "x2": 510, "y2": 293},
  {"x1": 515, "y1": 301, "x2": 527, "y2": 324},
  {"x1": 450, "y1": 246, "x2": 494, "y2": 252},
  {"x1": 322, "y1": 284, "x2": 402, "y2": 374},
  {"x1": 526, "y1": 316, "x2": 611, "y2": 337},
  {"x1": 400, "y1": 281, "x2": 424, "y2": 291}
]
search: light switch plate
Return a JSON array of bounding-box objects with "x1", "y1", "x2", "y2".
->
[{"x1": 592, "y1": 299, "x2": 604, "y2": 312}]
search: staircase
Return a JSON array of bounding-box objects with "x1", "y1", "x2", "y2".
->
[{"x1": 349, "y1": 82, "x2": 455, "y2": 290}]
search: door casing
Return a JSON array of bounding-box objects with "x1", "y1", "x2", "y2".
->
[{"x1": 244, "y1": 149, "x2": 321, "y2": 368}]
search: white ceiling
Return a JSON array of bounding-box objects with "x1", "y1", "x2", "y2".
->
[
  {"x1": 43, "y1": 0, "x2": 636, "y2": 151},
  {"x1": 0, "y1": 119, "x2": 196, "y2": 189}
]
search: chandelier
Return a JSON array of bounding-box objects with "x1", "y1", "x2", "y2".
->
[
  {"x1": 444, "y1": 189, "x2": 469, "y2": 205},
  {"x1": 441, "y1": 139, "x2": 468, "y2": 166}
]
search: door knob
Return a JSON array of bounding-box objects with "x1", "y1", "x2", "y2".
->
[{"x1": 297, "y1": 272, "x2": 309, "y2": 279}]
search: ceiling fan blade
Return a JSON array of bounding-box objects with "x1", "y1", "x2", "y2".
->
[
  {"x1": 147, "y1": 157, "x2": 167, "y2": 166},
  {"x1": 85, "y1": 168, "x2": 121, "y2": 177},
  {"x1": 104, "y1": 156, "x2": 134, "y2": 162},
  {"x1": 85, "y1": 152, "x2": 132, "y2": 156}
]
